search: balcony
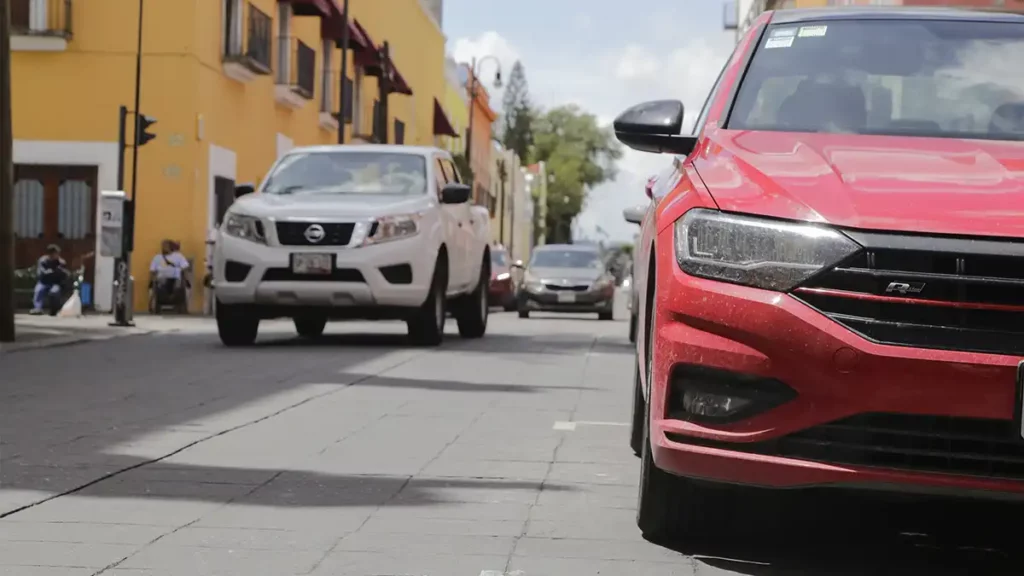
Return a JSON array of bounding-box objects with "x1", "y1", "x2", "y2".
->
[
  {"x1": 10, "y1": 0, "x2": 72, "y2": 52},
  {"x1": 274, "y1": 37, "x2": 316, "y2": 109},
  {"x1": 222, "y1": 2, "x2": 272, "y2": 84}
]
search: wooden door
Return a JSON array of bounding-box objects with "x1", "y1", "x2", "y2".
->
[{"x1": 13, "y1": 165, "x2": 99, "y2": 287}]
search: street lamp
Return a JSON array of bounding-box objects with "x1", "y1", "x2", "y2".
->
[{"x1": 464, "y1": 55, "x2": 502, "y2": 167}]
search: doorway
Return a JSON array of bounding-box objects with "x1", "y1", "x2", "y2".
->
[{"x1": 13, "y1": 164, "x2": 99, "y2": 306}]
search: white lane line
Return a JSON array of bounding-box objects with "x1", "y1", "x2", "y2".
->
[
  {"x1": 480, "y1": 571, "x2": 525, "y2": 576},
  {"x1": 552, "y1": 420, "x2": 629, "y2": 430}
]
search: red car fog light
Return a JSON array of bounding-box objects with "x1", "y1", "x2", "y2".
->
[{"x1": 666, "y1": 365, "x2": 797, "y2": 424}]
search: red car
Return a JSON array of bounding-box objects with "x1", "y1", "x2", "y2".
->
[
  {"x1": 618, "y1": 6, "x2": 1024, "y2": 542},
  {"x1": 488, "y1": 247, "x2": 517, "y2": 311}
]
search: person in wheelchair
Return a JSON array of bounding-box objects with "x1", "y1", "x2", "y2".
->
[{"x1": 149, "y1": 240, "x2": 190, "y2": 313}]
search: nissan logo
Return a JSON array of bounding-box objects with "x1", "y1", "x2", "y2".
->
[{"x1": 304, "y1": 224, "x2": 326, "y2": 243}]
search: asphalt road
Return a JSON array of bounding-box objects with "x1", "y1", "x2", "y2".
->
[{"x1": 1, "y1": 301, "x2": 1022, "y2": 575}]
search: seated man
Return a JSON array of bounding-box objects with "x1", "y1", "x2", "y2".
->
[
  {"x1": 31, "y1": 244, "x2": 68, "y2": 315},
  {"x1": 150, "y1": 240, "x2": 190, "y2": 304}
]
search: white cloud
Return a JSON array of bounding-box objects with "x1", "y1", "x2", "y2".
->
[
  {"x1": 449, "y1": 31, "x2": 521, "y2": 107},
  {"x1": 615, "y1": 45, "x2": 661, "y2": 80},
  {"x1": 449, "y1": 30, "x2": 733, "y2": 242}
]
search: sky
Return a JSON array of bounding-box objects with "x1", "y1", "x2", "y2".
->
[{"x1": 442, "y1": 0, "x2": 738, "y2": 242}]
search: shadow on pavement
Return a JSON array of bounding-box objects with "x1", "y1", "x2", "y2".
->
[
  {"x1": 670, "y1": 489, "x2": 1022, "y2": 575},
  {"x1": 345, "y1": 373, "x2": 602, "y2": 393},
  {"x1": 0, "y1": 330, "x2": 586, "y2": 514},
  {"x1": 54, "y1": 463, "x2": 576, "y2": 509}
]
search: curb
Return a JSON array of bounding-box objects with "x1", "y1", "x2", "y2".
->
[{"x1": 0, "y1": 328, "x2": 156, "y2": 355}]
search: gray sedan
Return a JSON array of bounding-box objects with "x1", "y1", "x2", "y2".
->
[{"x1": 514, "y1": 244, "x2": 616, "y2": 320}]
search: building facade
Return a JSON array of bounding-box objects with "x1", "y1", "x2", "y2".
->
[
  {"x1": 462, "y1": 67, "x2": 498, "y2": 207},
  {"x1": 438, "y1": 57, "x2": 468, "y2": 154},
  {"x1": 9, "y1": 0, "x2": 452, "y2": 313}
]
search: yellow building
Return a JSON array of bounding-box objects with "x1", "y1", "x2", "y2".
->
[
  {"x1": 9, "y1": 0, "x2": 453, "y2": 313},
  {"x1": 438, "y1": 56, "x2": 469, "y2": 154}
]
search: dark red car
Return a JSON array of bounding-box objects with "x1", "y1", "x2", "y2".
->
[
  {"x1": 488, "y1": 247, "x2": 516, "y2": 311},
  {"x1": 619, "y1": 6, "x2": 1024, "y2": 543}
]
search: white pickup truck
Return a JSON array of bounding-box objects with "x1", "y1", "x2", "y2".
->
[{"x1": 213, "y1": 144, "x2": 492, "y2": 347}]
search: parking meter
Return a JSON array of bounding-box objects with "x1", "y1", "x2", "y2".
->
[{"x1": 99, "y1": 190, "x2": 126, "y2": 258}]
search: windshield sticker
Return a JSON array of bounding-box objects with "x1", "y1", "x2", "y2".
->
[
  {"x1": 798, "y1": 25, "x2": 827, "y2": 38},
  {"x1": 765, "y1": 36, "x2": 794, "y2": 49},
  {"x1": 770, "y1": 27, "x2": 797, "y2": 38}
]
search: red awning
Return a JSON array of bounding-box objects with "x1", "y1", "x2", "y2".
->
[
  {"x1": 433, "y1": 99, "x2": 458, "y2": 137},
  {"x1": 282, "y1": 0, "x2": 333, "y2": 17},
  {"x1": 351, "y1": 20, "x2": 378, "y2": 65},
  {"x1": 320, "y1": 13, "x2": 373, "y2": 53},
  {"x1": 388, "y1": 66, "x2": 412, "y2": 96}
]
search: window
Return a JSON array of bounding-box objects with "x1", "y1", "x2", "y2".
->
[
  {"x1": 692, "y1": 54, "x2": 730, "y2": 136},
  {"x1": 445, "y1": 159, "x2": 462, "y2": 183},
  {"x1": 394, "y1": 119, "x2": 406, "y2": 145},
  {"x1": 530, "y1": 249, "x2": 604, "y2": 269},
  {"x1": 433, "y1": 158, "x2": 448, "y2": 197},
  {"x1": 223, "y1": 0, "x2": 243, "y2": 56},
  {"x1": 263, "y1": 151, "x2": 428, "y2": 196},
  {"x1": 729, "y1": 19, "x2": 1024, "y2": 140},
  {"x1": 439, "y1": 158, "x2": 456, "y2": 183},
  {"x1": 321, "y1": 38, "x2": 334, "y2": 113}
]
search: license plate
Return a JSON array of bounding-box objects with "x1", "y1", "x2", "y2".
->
[
  {"x1": 557, "y1": 292, "x2": 576, "y2": 304},
  {"x1": 291, "y1": 253, "x2": 332, "y2": 275},
  {"x1": 1017, "y1": 361, "x2": 1024, "y2": 440}
]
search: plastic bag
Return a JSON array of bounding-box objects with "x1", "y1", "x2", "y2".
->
[{"x1": 59, "y1": 290, "x2": 83, "y2": 317}]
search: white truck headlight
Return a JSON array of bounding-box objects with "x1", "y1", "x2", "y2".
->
[
  {"x1": 223, "y1": 214, "x2": 267, "y2": 244},
  {"x1": 364, "y1": 213, "x2": 420, "y2": 245},
  {"x1": 673, "y1": 209, "x2": 860, "y2": 292}
]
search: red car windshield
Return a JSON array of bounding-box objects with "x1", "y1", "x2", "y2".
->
[
  {"x1": 728, "y1": 18, "x2": 1024, "y2": 141},
  {"x1": 491, "y1": 250, "x2": 509, "y2": 267}
]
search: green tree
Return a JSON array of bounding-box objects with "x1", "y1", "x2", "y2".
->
[
  {"x1": 500, "y1": 61, "x2": 534, "y2": 162},
  {"x1": 532, "y1": 105, "x2": 622, "y2": 243}
]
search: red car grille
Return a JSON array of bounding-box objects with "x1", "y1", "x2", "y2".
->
[
  {"x1": 792, "y1": 231, "x2": 1024, "y2": 357},
  {"x1": 670, "y1": 413, "x2": 1024, "y2": 481}
]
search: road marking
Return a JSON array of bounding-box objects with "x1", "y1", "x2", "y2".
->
[
  {"x1": 552, "y1": 420, "x2": 629, "y2": 431},
  {"x1": 480, "y1": 571, "x2": 525, "y2": 576}
]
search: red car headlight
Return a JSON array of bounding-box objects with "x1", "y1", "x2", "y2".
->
[{"x1": 673, "y1": 208, "x2": 861, "y2": 292}]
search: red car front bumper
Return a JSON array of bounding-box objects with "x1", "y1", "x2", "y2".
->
[{"x1": 649, "y1": 241, "x2": 1024, "y2": 498}]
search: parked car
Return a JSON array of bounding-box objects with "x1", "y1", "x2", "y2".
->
[
  {"x1": 514, "y1": 244, "x2": 616, "y2": 320},
  {"x1": 617, "y1": 6, "x2": 1024, "y2": 543},
  {"x1": 488, "y1": 246, "x2": 517, "y2": 311},
  {"x1": 213, "y1": 145, "x2": 492, "y2": 347},
  {"x1": 623, "y1": 204, "x2": 647, "y2": 343}
]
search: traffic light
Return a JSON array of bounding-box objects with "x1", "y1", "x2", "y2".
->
[{"x1": 136, "y1": 114, "x2": 157, "y2": 147}]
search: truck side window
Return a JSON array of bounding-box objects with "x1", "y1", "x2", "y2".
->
[
  {"x1": 443, "y1": 159, "x2": 461, "y2": 183},
  {"x1": 434, "y1": 158, "x2": 449, "y2": 199}
]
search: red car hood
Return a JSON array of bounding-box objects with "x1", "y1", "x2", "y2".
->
[{"x1": 693, "y1": 130, "x2": 1024, "y2": 239}]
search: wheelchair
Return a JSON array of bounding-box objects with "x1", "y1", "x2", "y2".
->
[{"x1": 148, "y1": 268, "x2": 192, "y2": 314}]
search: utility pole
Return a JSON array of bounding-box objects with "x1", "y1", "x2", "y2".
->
[
  {"x1": 112, "y1": 0, "x2": 145, "y2": 326},
  {"x1": 0, "y1": 0, "x2": 14, "y2": 342},
  {"x1": 336, "y1": 0, "x2": 349, "y2": 144}
]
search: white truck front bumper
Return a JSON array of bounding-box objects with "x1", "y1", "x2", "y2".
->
[{"x1": 213, "y1": 233, "x2": 435, "y2": 309}]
